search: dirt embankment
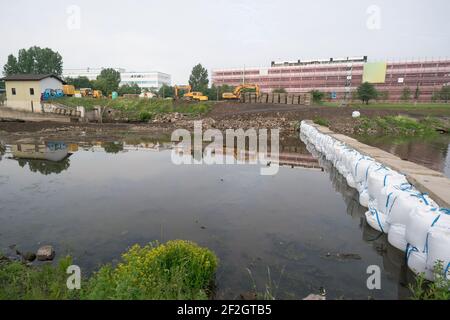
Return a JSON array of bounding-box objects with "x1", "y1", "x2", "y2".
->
[{"x1": 1, "y1": 102, "x2": 449, "y2": 143}]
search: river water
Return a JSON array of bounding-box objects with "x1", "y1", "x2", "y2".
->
[
  {"x1": 1, "y1": 134, "x2": 448, "y2": 300},
  {"x1": 358, "y1": 135, "x2": 450, "y2": 178}
]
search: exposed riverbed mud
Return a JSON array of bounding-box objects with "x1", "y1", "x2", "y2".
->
[{"x1": 1, "y1": 103, "x2": 449, "y2": 143}]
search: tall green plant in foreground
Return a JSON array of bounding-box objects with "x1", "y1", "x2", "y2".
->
[
  {"x1": 83, "y1": 240, "x2": 218, "y2": 300},
  {"x1": 0, "y1": 240, "x2": 218, "y2": 300},
  {"x1": 409, "y1": 261, "x2": 450, "y2": 300},
  {"x1": 0, "y1": 256, "x2": 76, "y2": 300}
]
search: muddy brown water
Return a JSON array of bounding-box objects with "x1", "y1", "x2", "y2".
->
[{"x1": 1, "y1": 134, "x2": 448, "y2": 300}]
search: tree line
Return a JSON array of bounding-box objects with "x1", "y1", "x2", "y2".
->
[{"x1": 2, "y1": 47, "x2": 450, "y2": 102}]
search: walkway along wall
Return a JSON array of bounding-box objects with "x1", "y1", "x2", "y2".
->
[{"x1": 300, "y1": 120, "x2": 450, "y2": 282}]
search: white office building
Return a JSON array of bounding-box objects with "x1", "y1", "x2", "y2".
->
[
  {"x1": 120, "y1": 71, "x2": 171, "y2": 90},
  {"x1": 62, "y1": 68, "x2": 171, "y2": 90}
]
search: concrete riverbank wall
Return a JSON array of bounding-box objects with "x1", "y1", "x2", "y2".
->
[{"x1": 300, "y1": 120, "x2": 450, "y2": 281}]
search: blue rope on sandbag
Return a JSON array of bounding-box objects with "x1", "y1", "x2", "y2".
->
[
  {"x1": 410, "y1": 192, "x2": 430, "y2": 206},
  {"x1": 406, "y1": 244, "x2": 419, "y2": 263},
  {"x1": 370, "y1": 208, "x2": 385, "y2": 233},
  {"x1": 424, "y1": 215, "x2": 442, "y2": 254},
  {"x1": 386, "y1": 192, "x2": 394, "y2": 210}
]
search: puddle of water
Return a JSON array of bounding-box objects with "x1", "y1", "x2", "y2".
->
[
  {"x1": 358, "y1": 135, "x2": 450, "y2": 178},
  {"x1": 0, "y1": 137, "x2": 414, "y2": 300}
]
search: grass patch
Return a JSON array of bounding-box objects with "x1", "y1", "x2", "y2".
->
[
  {"x1": 49, "y1": 97, "x2": 213, "y2": 120},
  {"x1": 356, "y1": 115, "x2": 448, "y2": 136},
  {"x1": 0, "y1": 240, "x2": 218, "y2": 300},
  {"x1": 0, "y1": 256, "x2": 77, "y2": 300},
  {"x1": 313, "y1": 117, "x2": 330, "y2": 127}
]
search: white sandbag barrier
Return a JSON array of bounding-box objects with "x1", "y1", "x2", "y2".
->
[{"x1": 300, "y1": 121, "x2": 450, "y2": 281}]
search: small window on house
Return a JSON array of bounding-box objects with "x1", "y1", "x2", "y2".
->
[
  {"x1": 12, "y1": 88, "x2": 16, "y2": 95},
  {"x1": 30, "y1": 88, "x2": 35, "y2": 95}
]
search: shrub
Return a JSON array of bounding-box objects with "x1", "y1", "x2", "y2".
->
[
  {"x1": 310, "y1": 90, "x2": 325, "y2": 104},
  {"x1": 139, "y1": 111, "x2": 152, "y2": 122},
  {"x1": 409, "y1": 261, "x2": 450, "y2": 300},
  {"x1": 83, "y1": 240, "x2": 218, "y2": 300},
  {"x1": 0, "y1": 256, "x2": 77, "y2": 300}
]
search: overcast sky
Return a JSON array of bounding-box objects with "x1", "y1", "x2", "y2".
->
[{"x1": 1, "y1": 0, "x2": 449, "y2": 83}]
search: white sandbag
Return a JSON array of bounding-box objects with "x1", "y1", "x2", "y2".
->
[
  {"x1": 367, "y1": 166, "x2": 392, "y2": 201},
  {"x1": 367, "y1": 168, "x2": 408, "y2": 203},
  {"x1": 407, "y1": 246, "x2": 434, "y2": 281},
  {"x1": 377, "y1": 183, "x2": 413, "y2": 215},
  {"x1": 342, "y1": 149, "x2": 361, "y2": 174},
  {"x1": 365, "y1": 209, "x2": 390, "y2": 233},
  {"x1": 405, "y1": 207, "x2": 441, "y2": 253},
  {"x1": 387, "y1": 224, "x2": 408, "y2": 252},
  {"x1": 359, "y1": 189, "x2": 370, "y2": 208},
  {"x1": 426, "y1": 226, "x2": 450, "y2": 280},
  {"x1": 387, "y1": 190, "x2": 435, "y2": 226},
  {"x1": 346, "y1": 173, "x2": 357, "y2": 189},
  {"x1": 354, "y1": 157, "x2": 377, "y2": 187}
]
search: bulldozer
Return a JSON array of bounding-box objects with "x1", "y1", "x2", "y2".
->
[
  {"x1": 174, "y1": 85, "x2": 208, "y2": 101},
  {"x1": 222, "y1": 84, "x2": 260, "y2": 100}
]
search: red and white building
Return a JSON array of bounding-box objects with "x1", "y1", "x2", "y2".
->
[{"x1": 212, "y1": 57, "x2": 450, "y2": 101}]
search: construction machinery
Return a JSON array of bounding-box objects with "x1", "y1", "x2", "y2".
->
[
  {"x1": 80, "y1": 88, "x2": 93, "y2": 97},
  {"x1": 174, "y1": 85, "x2": 208, "y2": 101},
  {"x1": 222, "y1": 84, "x2": 260, "y2": 100},
  {"x1": 63, "y1": 85, "x2": 76, "y2": 96},
  {"x1": 93, "y1": 90, "x2": 103, "y2": 98},
  {"x1": 79, "y1": 88, "x2": 103, "y2": 98}
]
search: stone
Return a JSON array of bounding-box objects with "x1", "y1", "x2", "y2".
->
[
  {"x1": 303, "y1": 294, "x2": 326, "y2": 300},
  {"x1": 36, "y1": 245, "x2": 55, "y2": 261},
  {"x1": 22, "y1": 252, "x2": 37, "y2": 262}
]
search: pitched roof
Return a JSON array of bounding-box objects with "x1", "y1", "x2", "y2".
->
[{"x1": 1, "y1": 74, "x2": 66, "y2": 84}]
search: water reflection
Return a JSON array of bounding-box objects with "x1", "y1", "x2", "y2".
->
[
  {"x1": 358, "y1": 135, "x2": 450, "y2": 178},
  {"x1": 5, "y1": 142, "x2": 71, "y2": 175},
  {"x1": 310, "y1": 141, "x2": 413, "y2": 299},
  {"x1": 0, "y1": 136, "x2": 416, "y2": 299}
]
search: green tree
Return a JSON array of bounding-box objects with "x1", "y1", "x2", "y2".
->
[
  {"x1": 414, "y1": 84, "x2": 421, "y2": 101},
  {"x1": 272, "y1": 88, "x2": 287, "y2": 94},
  {"x1": 93, "y1": 68, "x2": 121, "y2": 95},
  {"x1": 65, "y1": 76, "x2": 93, "y2": 89},
  {"x1": 357, "y1": 82, "x2": 378, "y2": 105},
  {"x1": 3, "y1": 46, "x2": 63, "y2": 76},
  {"x1": 189, "y1": 64, "x2": 209, "y2": 92},
  {"x1": 119, "y1": 83, "x2": 142, "y2": 95},
  {"x1": 310, "y1": 90, "x2": 325, "y2": 104},
  {"x1": 158, "y1": 84, "x2": 174, "y2": 98},
  {"x1": 401, "y1": 87, "x2": 412, "y2": 101},
  {"x1": 377, "y1": 91, "x2": 389, "y2": 101},
  {"x1": 439, "y1": 86, "x2": 450, "y2": 102},
  {"x1": 206, "y1": 85, "x2": 220, "y2": 101},
  {"x1": 3, "y1": 55, "x2": 19, "y2": 76}
]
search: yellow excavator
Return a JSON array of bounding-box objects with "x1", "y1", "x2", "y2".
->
[
  {"x1": 222, "y1": 84, "x2": 260, "y2": 100},
  {"x1": 174, "y1": 85, "x2": 208, "y2": 101}
]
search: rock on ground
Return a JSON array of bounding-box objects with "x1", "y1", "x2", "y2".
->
[{"x1": 36, "y1": 245, "x2": 55, "y2": 261}]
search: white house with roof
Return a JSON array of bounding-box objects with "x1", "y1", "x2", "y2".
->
[{"x1": 1, "y1": 74, "x2": 65, "y2": 112}]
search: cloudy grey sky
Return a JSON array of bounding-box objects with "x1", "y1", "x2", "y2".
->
[{"x1": 1, "y1": 0, "x2": 449, "y2": 83}]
